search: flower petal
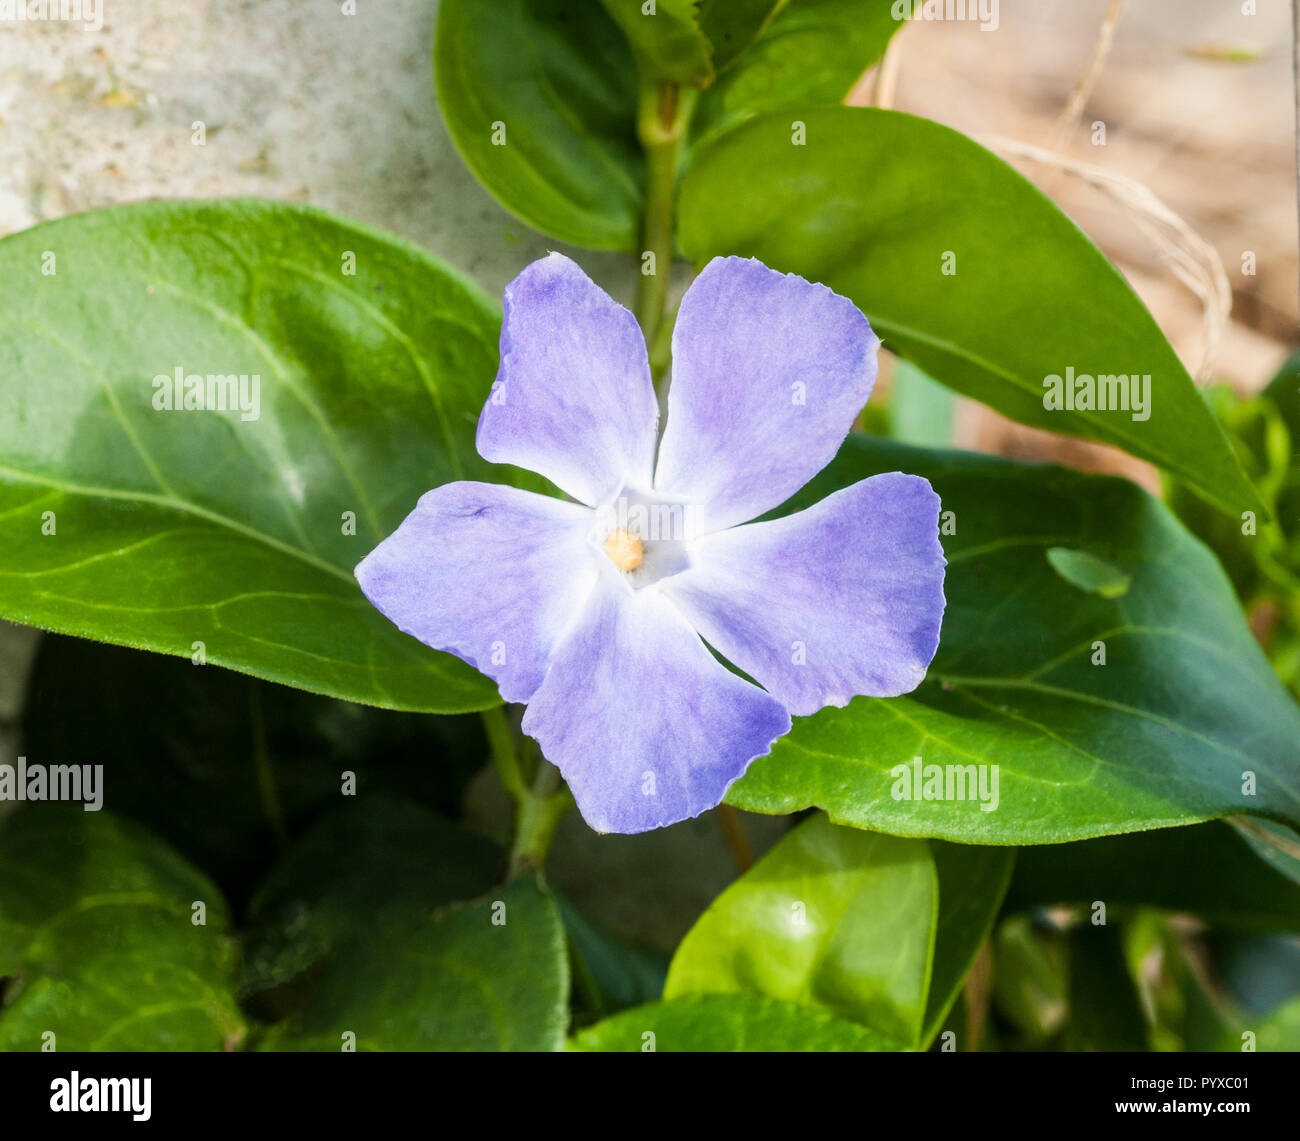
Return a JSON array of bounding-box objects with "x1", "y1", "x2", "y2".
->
[
  {"x1": 661, "y1": 473, "x2": 946, "y2": 716},
  {"x1": 654, "y1": 256, "x2": 880, "y2": 531},
  {"x1": 476, "y1": 253, "x2": 659, "y2": 506},
  {"x1": 355, "y1": 481, "x2": 599, "y2": 704},
  {"x1": 522, "y1": 573, "x2": 791, "y2": 833}
]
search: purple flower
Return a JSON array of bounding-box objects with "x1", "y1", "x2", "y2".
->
[{"x1": 356, "y1": 254, "x2": 946, "y2": 834}]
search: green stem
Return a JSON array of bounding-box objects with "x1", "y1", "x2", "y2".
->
[
  {"x1": 633, "y1": 76, "x2": 696, "y2": 357},
  {"x1": 507, "y1": 758, "x2": 574, "y2": 881},
  {"x1": 483, "y1": 706, "x2": 574, "y2": 878},
  {"x1": 482, "y1": 705, "x2": 527, "y2": 802},
  {"x1": 648, "y1": 301, "x2": 676, "y2": 385}
]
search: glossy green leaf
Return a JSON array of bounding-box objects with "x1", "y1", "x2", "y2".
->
[
  {"x1": 240, "y1": 797, "x2": 501, "y2": 1000},
  {"x1": 728, "y1": 436, "x2": 1300, "y2": 841},
  {"x1": 679, "y1": 107, "x2": 1261, "y2": 516},
  {"x1": 435, "y1": 0, "x2": 903, "y2": 250},
  {"x1": 435, "y1": 0, "x2": 643, "y2": 250},
  {"x1": 569, "y1": 993, "x2": 905, "y2": 1051},
  {"x1": 664, "y1": 815, "x2": 1010, "y2": 1047},
  {"x1": 0, "y1": 808, "x2": 245, "y2": 1051},
  {"x1": 691, "y1": 0, "x2": 903, "y2": 143},
  {"x1": 0, "y1": 199, "x2": 508, "y2": 713},
  {"x1": 262, "y1": 873, "x2": 567, "y2": 1052},
  {"x1": 665, "y1": 816, "x2": 936, "y2": 1044},
  {"x1": 597, "y1": 0, "x2": 713, "y2": 85},
  {"x1": 1004, "y1": 821, "x2": 1300, "y2": 932}
]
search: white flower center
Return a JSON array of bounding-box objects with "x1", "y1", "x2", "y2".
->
[{"x1": 592, "y1": 486, "x2": 698, "y2": 589}]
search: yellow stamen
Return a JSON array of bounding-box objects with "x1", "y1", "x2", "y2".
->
[{"x1": 603, "y1": 529, "x2": 644, "y2": 572}]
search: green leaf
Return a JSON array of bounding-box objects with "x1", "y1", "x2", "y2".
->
[
  {"x1": 0, "y1": 808, "x2": 246, "y2": 1051},
  {"x1": 262, "y1": 873, "x2": 568, "y2": 1052},
  {"x1": 679, "y1": 107, "x2": 1261, "y2": 517},
  {"x1": 728, "y1": 435, "x2": 1300, "y2": 841},
  {"x1": 24, "y1": 635, "x2": 490, "y2": 896},
  {"x1": 435, "y1": 0, "x2": 903, "y2": 250},
  {"x1": 597, "y1": 0, "x2": 713, "y2": 85},
  {"x1": 1166, "y1": 361, "x2": 1300, "y2": 697},
  {"x1": 663, "y1": 814, "x2": 1010, "y2": 1048},
  {"x1": 1165, "y1": 386, "x2": 1289, "y2": 602},
  {"x1": 691, "y1": 0, "x2": 903, "y2": 143},
  {"x1": 1004, "y1": 821, "x2": 1300, "y2": 932},
  {"x1": 435, "y1": 0, "x2": 643, "y2": 251},
  {"x1": 569, "y1": 993, "x2": 904, "y2": 1051},
  {"x1": 240, "y1": 797, "x2": 501, "y2": 1000},
  {"x1": 1262, "y1": 348, "x2": 1300, "y2": 439},
  {"x1": 889, "y1": 357, "x2": 956, "y2": 448},
  {"x1": 0, "y1": 199, "x2": 508, "y2": 713},
  {"x1": 557, "y1": 894, "x2": 669, "y2": 1021},
  {"x1": 923, "y1": 841, "x2": 1014, "y2": 1043},
  {"x1": 696, "y1": 0, "x2": 783, "y2": 72},
  {"x1": 1045, "y1": 547, "x2": 1132, "y2": 599},
  {"x1": 665, "y1": 816, "x2": 936, "y2": 1044},
  {"x1": 1230, "y1": 817, "x2": 1300, "y2": 887}
]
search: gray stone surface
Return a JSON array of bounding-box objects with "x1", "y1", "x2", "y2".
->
[{"x1": 0, "y1": 0, "x2": 633, "y2": 299}]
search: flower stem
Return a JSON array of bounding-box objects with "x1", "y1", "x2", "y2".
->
[
  {"x1": 483, "y1": 706, "x2": 574, "y2": 879},
  {"x1": 633, "y1": 76, "x2": 696, "y2": 356},
  {"x1": 716, "y1": 804, "x2": 754, "y2": 873},
  {"x1": 507, "y1": 757, "x2": 574, "y2": 880},
  {"x1": 482, "y1": 704, "x2": 527, "y2": 802}
]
